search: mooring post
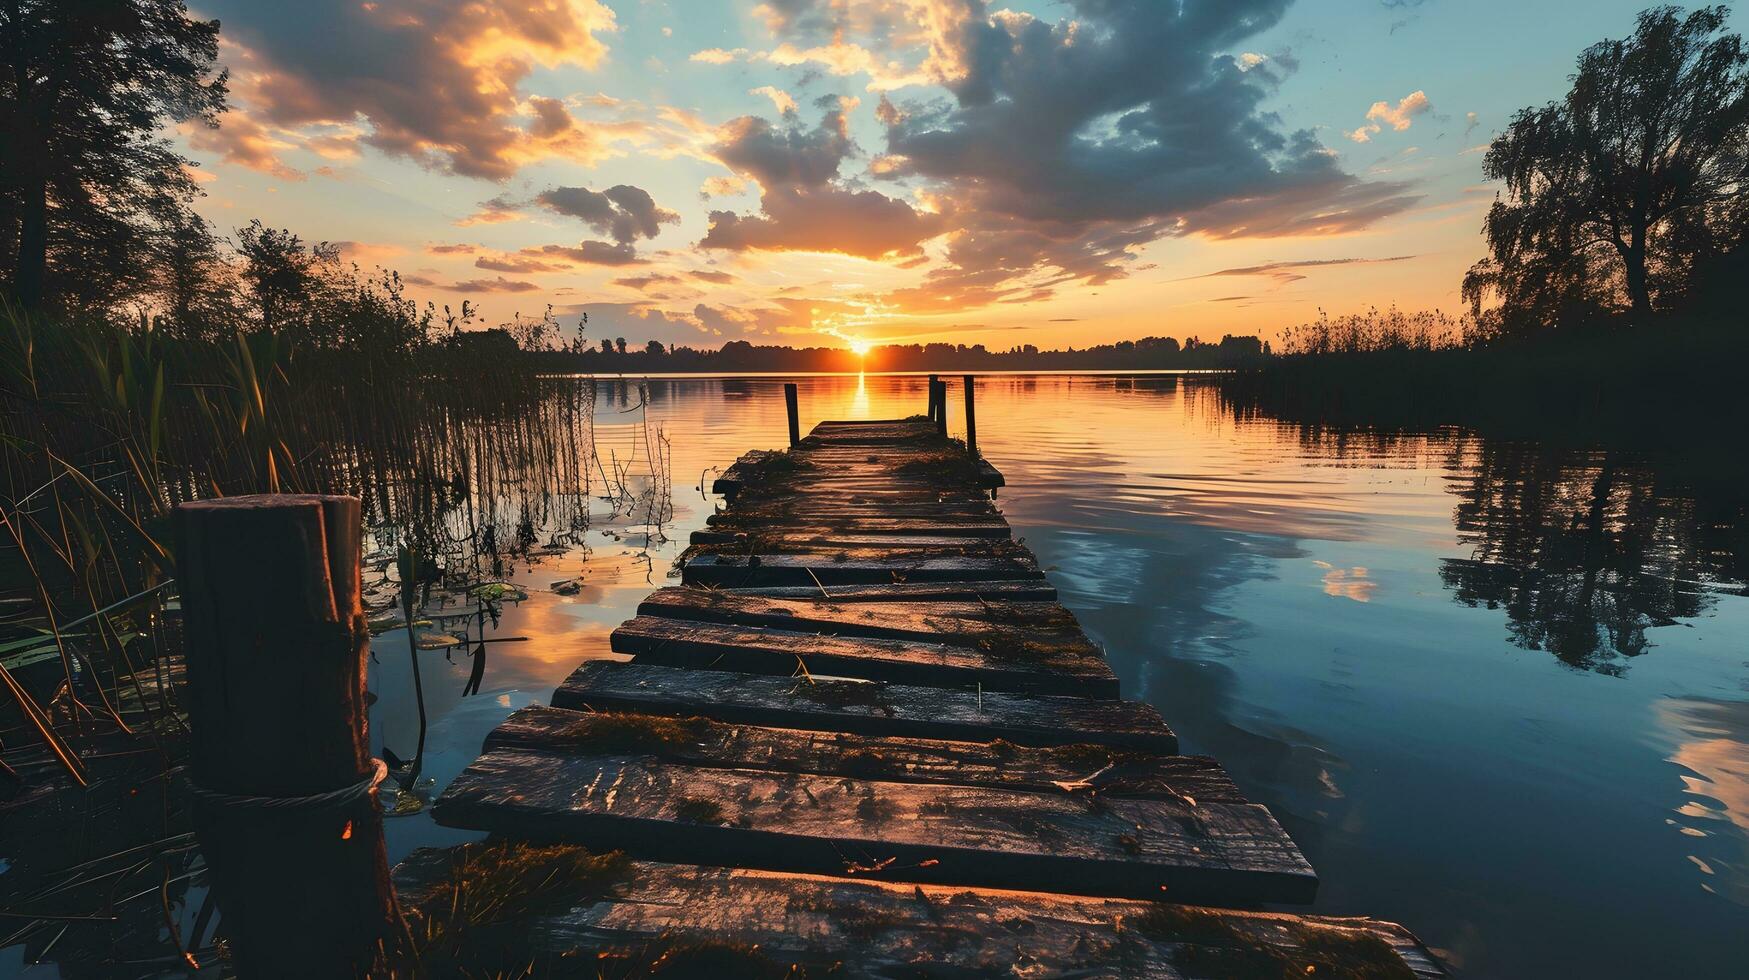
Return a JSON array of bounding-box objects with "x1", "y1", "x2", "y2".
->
[
  {"x1": 784, "y1": 382, "x2": 801, "y2": 447},
  {"x1": 927, "y1": 374, "x2": 939, "y2": 421},
  {"x1": 175, "y1": 495, "x2": 404, "y2": 977},
  {"x1": 963, "y1": 375, "x2": 978, "y2": 456},
  {"x1": 934, "y1": 379, "x2": 948, "y2": 436}
]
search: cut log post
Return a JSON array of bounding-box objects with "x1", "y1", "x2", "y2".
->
[
  {"x1": 784, "y1": 382, "x2": 800, "y2": 447},
  {"x1": 927, "y1": 373, "x2": 939, "y2": 421},
  {"x1": 934, "y1": 379, "x2": 948, "y2": 437},
  {"x1": 175, "y1": 494, "x2": 404, "y2": 978},
  {"x1": 963, "y1": 374, "x2": 978, "y2": 456}
]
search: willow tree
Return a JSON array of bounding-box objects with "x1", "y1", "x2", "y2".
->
[
  {"x1": 0, "y1": 0, "x2": 227, "y2": 311},
  {"x1": 1467, "y1": 5, "x2": 1749, "y2": 328}
]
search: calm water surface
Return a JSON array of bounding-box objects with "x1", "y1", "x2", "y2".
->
[{"x1": 366, "y1": 373, "x2": 1748, "y2": 979}]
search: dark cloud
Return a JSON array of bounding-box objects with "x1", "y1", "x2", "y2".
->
[
  {"x1": 535, "y1": 185, "x2": 680, "y2": 243},
  {"x1": 714, "y1": 111, "x2": 852, "y2": 188},
  {"x1": 427, "y1": 243, "x2": 478, "y2": 255},
  {"x1": 527, "y1": 96, "x2": 575, "y2": 139},
  {"x1": 854, "y1": 0, "x2": 1418, "y2": 309},
  {"x1": 701, "y1": 101, "x2": 944, "y2": 259},
  {"x1": 474, "y1": 254, "x2": 567, "y2": 273},
  {"x1": 200, "y1": 0, "x2": 617, "y2": 179},
  {"x1": 688, "y1": 269, "x2": 738, "y2": 284}
]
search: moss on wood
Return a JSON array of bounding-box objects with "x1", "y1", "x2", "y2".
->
[{"x1": 1132, "y1": 905, "x2": 1416, "y2": 980}]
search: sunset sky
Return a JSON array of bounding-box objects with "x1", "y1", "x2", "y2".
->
[{"x1": 177, "y1": 0, "x2": 1748, "y2": 350}]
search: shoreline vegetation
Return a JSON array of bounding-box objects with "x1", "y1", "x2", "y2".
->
[{"x1": 0, "y1": 0, "x2": 1746, "y2": 974}]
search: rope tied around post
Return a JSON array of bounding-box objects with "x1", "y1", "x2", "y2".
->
[{"x1": 185, "y1": 758, "x2": 389, "y2": 815}]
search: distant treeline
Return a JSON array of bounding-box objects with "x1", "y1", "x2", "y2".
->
[{"x1": 523, "y1": 334, "x2": 1268, "y2": 374}]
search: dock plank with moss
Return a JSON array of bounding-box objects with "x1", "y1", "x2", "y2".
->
[{"x1": 405, "y1": 413, "x2": 1446, "y2": 976}]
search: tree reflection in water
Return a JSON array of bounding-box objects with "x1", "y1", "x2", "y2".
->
[{"x1": 1438, "y1": 442, "x2": 1746, "y2": 674}]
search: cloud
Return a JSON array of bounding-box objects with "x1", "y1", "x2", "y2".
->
[
  {"x1": 688, "y1": 269, "x2": 738, "y2": 284},
  {"x1": 449, "y1": 277, "x2": 541, "y2": 293},
  {"x1": 611, "y1": 273, "x2": 684, "y2": 291},
  {"x1": 402, "y1": 275, "x2": 542, "y2": 293},
  {"x1": 427, "y1": 243, "x2": 478, "y2": 255},
  {"x1": 700, "y1": 100, "x2": 944, "y2": 259},
  {"x1": 1349, "y1": 90, "x2": 1432, "y2": 142},
  {"x1": 456, "y1": 194, "x2": 524, "y2": 226},
  {"x1": 750, "y1": 85, "x2": 799, "y2": 115},
  {"x1": 1463, "y1": 111, "x2": 1480, "y2": 139},
  {"x1": 1184, "y1": 255, "x2": 1416, "y2": 286},
  {"x1": 474, "y1": 254, "x2": 567, "y2": 273},
  {"x1": 535, "y1": 185, "x2": 680, "y2": 243},
  {"x1": 185, "y1": 110, "x2": 304, "y2": 181},
  {"x1": 690, "y1": 47, "x2": 746, "y2": 64},
  {"x1": 519, "y1": 241, "x2": 646, "y2": 266},
  {"x1": 200, "y1": 0, "x2": 618, "y2": 179},
  {"x1": 555, "y1": 302, "x2": 715, "y2": 345},
  {"x1": 701, "y1": 176, "x2": 751, "y2": 198},
  {"x1": 856, "y1": 0, "x2": 1417, "y2": 312}
]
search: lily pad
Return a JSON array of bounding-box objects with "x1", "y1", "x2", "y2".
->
[
  {"x1": 412, "y1": 629, "x2": 464, "y2": 651},
  {"x1": 468, "y1": 582, "x2": 528, "y2": 603}
]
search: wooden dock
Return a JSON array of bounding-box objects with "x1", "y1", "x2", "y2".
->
[{"x1": 397, "y1": 414, "x2": 1446, "y2": 976}]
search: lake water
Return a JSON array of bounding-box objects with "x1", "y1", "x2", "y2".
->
[{"x1": 363, "y1": 372, "x2": 1749, "y2": 979}]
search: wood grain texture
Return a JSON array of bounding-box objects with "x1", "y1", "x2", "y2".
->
[
  {"x1": 394, "y1": 848, "x2": 1444, "y2": 978},
  {"x1": 486, "y1": 705, "x2": 1244, "y2": 802},
  {"x1": 553, "y1": 661, "x2": 1176, "y2": 751},
  {"x1": 433, "y1": 746, "x2": 1317, "y2": 903}
]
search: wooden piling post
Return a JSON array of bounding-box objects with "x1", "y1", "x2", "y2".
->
[
  {"x1": 175, "y1": 495, "x2": 404, "y2": 978},
  {"x1": 934, "y1": 379, "x2": 948, "y2": 436},
  {"x1": 784, "y1": 383, "x2": 801, "y2": 447},
  {"x1": 927, "y1": 374, "x2": 939, "y2": 421},
  {"x1": 963, "y1": 375, "x2": 978, "y2": 456}
]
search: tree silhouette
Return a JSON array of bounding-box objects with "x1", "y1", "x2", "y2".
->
[
  {"x1": 1466, "y1": 5, "x2": 1749, "y2": 329},
  {"x1": 0, "y1": 0, "x2": 228, "y2": 310},
  {"x1": 235, "y1": 220, "x2": 337, "y2": 334}
]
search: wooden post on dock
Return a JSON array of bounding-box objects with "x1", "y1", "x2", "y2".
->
[
  {"x1": 934, "y1": 379, "x2": 948, "y2": 436},
  {"x1": 175, "y1": 495, "x2": 404, "y2": 978},
  {"x1": 784, "y1": 383, "x2": 800, "y2": 447},
  {"x1": 927, "y1": 374, "x2": 939, "y2": 422},
  {"x1": 962, "y1": 375, "x2": 978, "y2": 456}
]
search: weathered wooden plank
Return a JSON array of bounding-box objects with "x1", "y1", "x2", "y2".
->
[
  {"x1": 610, "y1": 615, "x2": 1119, "y2": 696},
  {"x1": 638, "y1": 587, "x2": 1094, "y2": 649},
  {"x1": 685, "y1": 525, "x2": 1014, "y2": 546},
  {"x1": 395, "y1": 847, "x2": 1445, "y2": 979},
  {"x1": 717, "y1": 499, "x2": 1001, "y2": 515},
  {"x1": 687, "y1": 534, "x2": 1027, "y2": 556},
  {"x1": 722, "y1": 580, "x2": 1057, "y2": 602},
  {"x1": 432, "y1": 747, "x2": 1317, "y2": 904},
  {"x1": 485, "y1": 705, "x2": 1245, "y2": 803},
  {"x1": 682, "y1": 552, "x2": 1044, "y2": 587},
  {"x1": 554, "y1": 661, "x2": 1176, "y2": 752}
]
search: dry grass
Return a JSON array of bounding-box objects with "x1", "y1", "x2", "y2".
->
[
  {"x1": 402, "y1": 841, "x2": 630, "y2": 976},
  {"x1": 550, "y1": 713, "x2": 715, "y2": 754}
]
